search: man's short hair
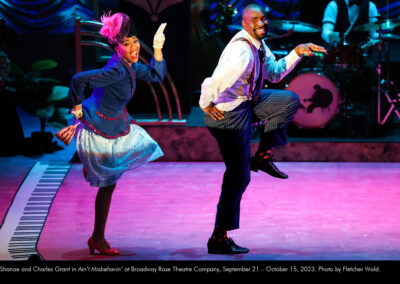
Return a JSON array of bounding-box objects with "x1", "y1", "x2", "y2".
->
[{"x1": 242, "y1": 4, "x2": 264, "y2": 19}]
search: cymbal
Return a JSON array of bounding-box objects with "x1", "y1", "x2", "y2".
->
[
  {"x1": 268, "y1": 20, "x2": 321, "y2": 33},
  {"x1": 354, "y1": 19, "x2": 400, "y2": 32},
  {"x1": 381, "y1": 33, "x2": 400, "y2": 40}
]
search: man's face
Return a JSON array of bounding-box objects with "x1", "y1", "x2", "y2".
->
[{"x1": 242, "y1": 7, "x2": 269, "y2": 41}]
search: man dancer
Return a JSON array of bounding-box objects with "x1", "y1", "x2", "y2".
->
[{"x1": 200, "y1": 4, "x2": 327, "y2": 254}]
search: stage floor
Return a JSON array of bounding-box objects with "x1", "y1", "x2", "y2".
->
[{"x1": 1, "y1": 160, "x2": 399, "y2": 261}]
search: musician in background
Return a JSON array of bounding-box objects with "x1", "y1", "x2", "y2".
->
[
  {"x1": 322, "y1": 0, "x2": 381, "y2": 132},
  {"x1": 322, "y1": 0, "x2": 379, "y2": 45}
]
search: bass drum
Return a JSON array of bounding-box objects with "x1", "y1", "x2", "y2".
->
[{"x1": 285, "y1": 69, "x2": 340, "y2": 129}]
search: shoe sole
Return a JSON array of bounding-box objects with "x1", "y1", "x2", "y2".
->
[
  {"x1": 208, "y1": 250, "x2": 249, "y2": 255},
  {"x1": 208, "y1": 246, "x2": 250, "y2": 254}
]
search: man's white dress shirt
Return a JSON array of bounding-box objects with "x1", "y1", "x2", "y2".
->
[{"x1": 199, "y1": 29, "x2": 301, "y2": 111}]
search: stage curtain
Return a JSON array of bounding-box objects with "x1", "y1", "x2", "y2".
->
[{"x1": 0, "y1": 0, "x2": 93, "y2": 34}]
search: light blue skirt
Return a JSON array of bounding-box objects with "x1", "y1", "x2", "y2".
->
[{"x1": 75, "y1": 123, "x2": 163, "y2": 187}]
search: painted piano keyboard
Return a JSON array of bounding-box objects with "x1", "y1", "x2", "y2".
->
[{"x1": 0, "y1": 161, "x2": 70, "y2": 260}]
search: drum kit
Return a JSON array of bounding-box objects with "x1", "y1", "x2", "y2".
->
[{"x1": 266, "y1": 18, "x2": 400, "y2": 132}]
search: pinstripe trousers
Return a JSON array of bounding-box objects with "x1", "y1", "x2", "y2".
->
[{"x1": 204, "y1": 89, "x2": 300, "y2": 230}]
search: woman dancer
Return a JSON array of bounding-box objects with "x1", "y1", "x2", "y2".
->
[{"x1": 68, "y1": 12, "x2": 167, "y2": 255}]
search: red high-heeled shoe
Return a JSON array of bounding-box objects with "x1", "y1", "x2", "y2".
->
[
  {"x1": 83, "y1": 166, "x2": 87, "y2": 179},
  {"x1": 87, "y1": 237, "x2": 120, "y2": 255}
]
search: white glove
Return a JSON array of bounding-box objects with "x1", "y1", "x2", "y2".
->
[
  {"x1": 71, "y1": 104, "x2": 83, "y2": 120},
  {"x1": 153, "y1": 23, "x2": 167, "y2": 49}
]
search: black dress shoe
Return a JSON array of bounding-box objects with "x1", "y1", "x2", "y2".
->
[
  {"x1": 250, "y1": 156, "x2": 288, "y2": 179},
  {"x1": 207, "y1": 238, "x2": 249, "y2": 254}
]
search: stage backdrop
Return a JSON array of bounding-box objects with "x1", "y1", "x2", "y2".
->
[
  {"x1": 0, "y1": 0, "x2": 398, "y2": 112},
  {"x1": 119, "y1": 0, "x2": 192, "y2": 116},
  {"x1": 0, "y1": 0, "x2": 192, "y2": 118}
]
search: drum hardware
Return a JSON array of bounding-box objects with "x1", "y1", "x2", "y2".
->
[
  {"x1": 380, "y1": 33, "x2": 400, "y2": 40},
  {"x1": 379, "y1": 80, "x2": 400, "y2": 125},
  {"x1": 360, "y1": 38, "x2": 380, "y2": 50},
  {"x1": 334, "y1": 70, "x2": 360, "y2": 135},
  {"x1": 348, "y1": 0, "x2": 400, "y2": 125},
  {"x1": 264, "y1": 12, "x2": 399, "y2": 131},
  {"x1": 325, "y1": 14, "x2": 361, "y2": 72},
  {"x1": 354, "y1": 17, "x2": 399, "y2": 125},
  {"x1": 322, "y1": 14, "x2": 400, "y2": 127},
  {"x1": 268, "y1": 20, "x2": 321, "y2": 33},
  {"x1": 373, "y1": 19, "x2": 393, "y2": 125},
  {"x1": 324, "y1": 43, "x2": 360, "y2": 72},
  {"x1": 353, "y1": 19, "x2": 400, "y2": 32},
  {"x1": 268, "y1": 22, "x2": 374, "y2": 132},
  {"x1": 265, "y1": 28, "x2": 294, "y2": 41},
  {"x1": 274, "y1": 19, "x2": 360, "y2": 131}
]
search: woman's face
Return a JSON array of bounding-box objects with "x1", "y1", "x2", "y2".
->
[{"x1": 115, "y1": 36, "x2": 140, "y2": 65}]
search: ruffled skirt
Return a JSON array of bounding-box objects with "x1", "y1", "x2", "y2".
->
[{"x1": 75, "y1": 123, "x2": 163, "y2": 187}]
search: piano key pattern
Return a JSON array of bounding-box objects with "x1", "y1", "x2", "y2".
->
[{"x1": 0, "y1": 161, "x2": 70, "y2": 260}]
